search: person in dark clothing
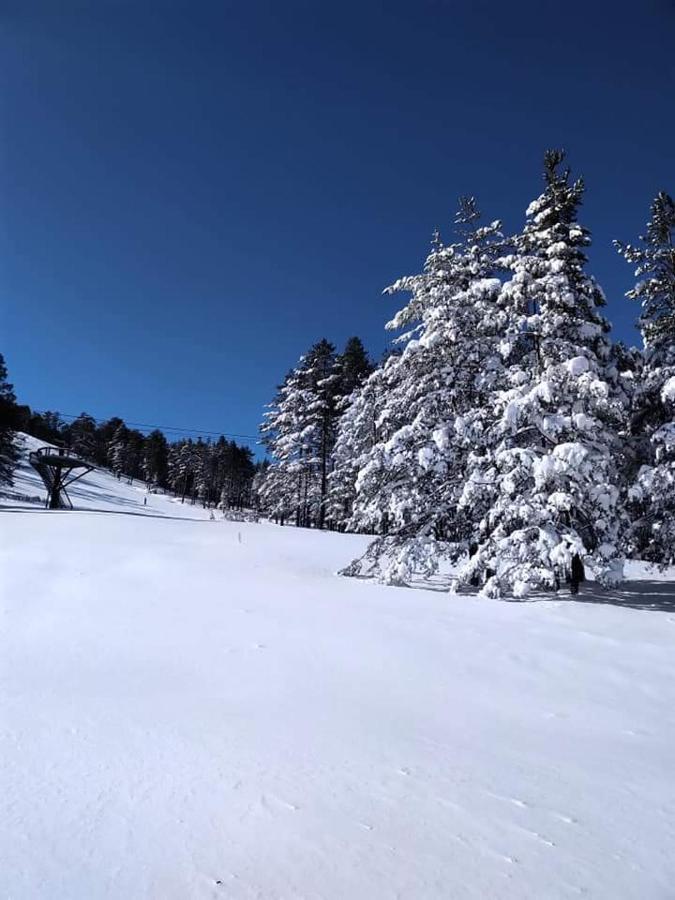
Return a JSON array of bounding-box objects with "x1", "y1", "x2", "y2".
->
[{"x1": 570, "y1": 553, "x2": 585, "y2": 595}]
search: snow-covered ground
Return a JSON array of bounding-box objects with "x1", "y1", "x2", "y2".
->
[
  {"x1": 1, "y1": 434, "x2": 213, "y2": 520},
  {"x1": 2, "y1": 436, "x2": 675, "y2": 898}
]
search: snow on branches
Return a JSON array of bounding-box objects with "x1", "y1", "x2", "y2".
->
[{"x1": 260, "y1": 155, "x2": 673, "y2": 597}]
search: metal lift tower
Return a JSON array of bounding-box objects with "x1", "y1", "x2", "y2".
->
[{"x1": 29, "y1": 446, "x2": 95, "y2": 510}]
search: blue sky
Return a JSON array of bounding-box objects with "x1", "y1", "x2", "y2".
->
[{"x1": 2, "y1": 0, "x2": 674, "y2": 447}]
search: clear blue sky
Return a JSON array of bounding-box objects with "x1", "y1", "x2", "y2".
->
[{"x1": 2, "y1": 0, "x2": 674, "y2": 447}]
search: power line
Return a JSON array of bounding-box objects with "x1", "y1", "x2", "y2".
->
[{"x1": 37, "y1": 410, "x2": 261, "y2": 442}]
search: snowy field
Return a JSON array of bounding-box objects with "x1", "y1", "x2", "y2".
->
[{"x1": 2, "y1": 437, "x2": 675, "y2": 898}]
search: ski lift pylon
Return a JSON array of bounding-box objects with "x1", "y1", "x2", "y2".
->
[{"x1": 28, "y1": 445, "x2": 95, "y2": 510}]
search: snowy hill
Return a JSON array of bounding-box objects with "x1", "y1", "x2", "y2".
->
[
  {"x1": 2, "y1": 433, "x2": 212, "y2": 519},
  {"x1": 2, "y1": 436, "x2": 675, "y2": 898}
]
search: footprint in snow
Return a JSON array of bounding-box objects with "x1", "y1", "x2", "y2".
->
[
  {"x1": 552, "y1": 812, "x2": 577, "y2": 825},
  {"x1": 263, "y1": 793, "x2": 299, "y2": 812},
  {"x1": 523, "y1": 829, "x2": 555, "y2": 847},
  {"x1": 487, "y1": 791, "x2": 528, "y2": 809}
]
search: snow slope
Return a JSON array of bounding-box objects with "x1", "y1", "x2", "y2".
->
[
  {"x1": 2, "y1": 433, "x2": 212, "y2": 519},
  {"x1": 2, "y1": 439, "x2": 675, "y2": 898}
]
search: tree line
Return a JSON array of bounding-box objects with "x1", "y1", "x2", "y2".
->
[
  {"x1": 2, "y1": 150, "x2": 673, "y2": 596},
  {"x1": 256, "y1": 151, "x2": 674, "y2": 597},
  {"x1": 0, "y1": 393, "x2": 256, "y2": 510}
]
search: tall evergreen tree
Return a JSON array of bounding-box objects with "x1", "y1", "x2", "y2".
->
[
  {"x1": 26, "y1": 410, "x2": 64, "y2": 444},
  {"x1": 142, "y1": 429, "x2": 169, "y2": 488},
  {"x1": 459, "y1": 151, "x2": 628, "y2": 596},
  {"x1": 305, "y1": 339, "x2": 341, "y2": 527},
  {"x1": 175, "y1": 439, "x2": 196, "y2": 502},
  {"x1": 260, "y1": 340, "x2": 341, "y2": 527},
  {"x1": 108, "y1": 423, "x2": 129, "y2": 478},
  {"x1": 193, "y1": 438, "x2": 211, "y2": 506},
  {"x1": 616, "y1": 191, "x2": 675, "y2": 563},
  {"x1": 67, "y1": 413, "x2": 97, "y2": 459},
  {"x1": 328, "y1": 362, "x2": 388, "y2": 530},
  {"x1": 96, "y1": 417, "x2": 124, "y2": 467},
  {"x1": 124, "y1": 430, "x2": 145, "y2": 483},
  {"x1": 333, "y1": 201, "x2": 505, "y2": 581},
  {"x1": 260, "y1": 370, "x2": 304, "y2": 524},
  {"x1": 336, "y1": 336, "x2": 373, "y2": 396},
  {"x1": 0, "y1": 353, "x2": 20, "y2": 486}
]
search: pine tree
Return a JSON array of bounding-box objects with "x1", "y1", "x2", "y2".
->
[
  {"x1": 193, "y1": 438, "x2": 212, "y2": 507},
  {"x1": 177, "y1": 439, "x2": 195, "y2": 502},
  {"x1": 333, "y1": 201, "x2": 505, "y2": 581},
  {"x1": 616, "y1": 191, "x2": 675, "y2": 563},
  {"x1": 251, "y1": 460, "x2": 270, "y2": 512},
  {"x1": 459, "y1": 151, "x2": 627, "y2": 597},
  {"x1": 67, "y1": 413, "x2": 97, "y2": 460},
  {"x1": 0, "y1": 353, "x2": 20, "y2": 486},
  {"x1": 142, "y1": 429, "x2": 169, "y2": 488},
  {"x1": 328, "y1": 362, "x2": 387, "y2": 530},
  {"x1": 260, "y1": 369, "x2": 305, "y2": 524},
  {"x1": 25, "y1": 410, "x2": 64, "y2": 444},
  {"x1": 96, "y1": 418, "x2": 125, "y2": 466},
  {"x1": 213, "y1": 440, "x2": 236, "y2": 509},
  {"x1": 260, "y1": 340, "x2": 342, "y2": 528},
  {"x1": 336, "y1": 337, "x2": 373, "y2": 396},
  {"x1": 125, "y1": 430, "x2": 145, "y2": 483},
  {"x1": 305, "y1": 339, "x2": 341, "y2": 527},
  {"x1": 167, "y1": 442, "x2": 183, "y2": 495},
  {"x1": 108, "y1": 423, "x2": 129, "y2": 478}
]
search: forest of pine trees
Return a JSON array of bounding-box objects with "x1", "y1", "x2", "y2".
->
[
  {"x1": 257, "y1": 153, "x2": 674, "y2": 596},
  {"x1": 259, "y1": 337, "x2": 373, "y2": 527},
  {"x1": 0, "y1": 375, "x2": 257, "y2": 511},
  {"x1": 2, "y1": 152, "x2": 673, "y2": 597}
]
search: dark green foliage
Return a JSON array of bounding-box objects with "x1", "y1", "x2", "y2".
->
[
  {"x1": 19, "y1": 409, "x2": 64, "y2": 444},
  {"x1": 167, "y1": 435, "x2": 255, "y2": 507},
  {"x1": 6, "y1": 379, "x2": 254, "y2": 503},
  {"x1": 616, "y1": 192, "x2": 675, "y2": 351},
  {"x1": 0, "y1": 353, "x2": 20, "y2": 485},
  {"x1": 95, "y1": 418, "x2": 125, "y2": 466},
  {"x1": 143, "y1": 430, "x2": 169, "y2": 487},
  {"x1": 616, "y1": 191, "x2": 675, "y2": 564},
  {"x1": 260, "y1": 335, "x2": 373, "y2": 528},
  {"x1": 66, "y1": 413, "x2": 98, "y2": 459},
  {"x1": 336, "y1": 337, "x2": 373, "y2": 397}
]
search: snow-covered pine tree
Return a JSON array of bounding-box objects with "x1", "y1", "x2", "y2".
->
[
  {"x1": 616, "y1": 191, "x2": 675, "y2": 563},
  {"x1": 142, "y1": 429, "x2": 169, "y2": 488},
  {"x1": 95, "y1": 417, "x2": 124, "y2": 466},
  {"x1": 166, "y1": 439, "x2": 195, "y2": 501},
  {"x1": 0, "y1": 353, "x2": 20, "y2": 485},
  {"x1": 167, "y1": 441, "x2": 182, "y2": 495},
  {"x1": 260, "y1": 340, "x2": 341, "y2": 528},
  {"x1": 193, "y1": 438, "x2": 213, "y2": 507},
  {"x1": 124, "y1": 430, "x2": 145, "y2": 484},
  {"x1": 108, "y1": 423, "x2": 129, "y2": 478},
  {"x1": 68, "y1": 413, "x2": 97, "y2": 460},
  {"x1": 328, "y1": 361, "x2": 388, "y2": 530},
  {"x1": 181, "y1": 439, "x2": 197, "y2": 503},
  {"x1": 214, "y1": 437, "x2": 232, "y2": 509},
  {"x1": 260, "y1": 368, "x2": 309, "y2": 525},
  {"x1": 334, "y1": 201, "x2": 505, "y2": 582},
  {"x1": 459, "y1": 151, "x2": 627, "y2": 597},
  {"x1": 229, "y1": 443, "x2": 255, "y2": 509},
  {"x1": 250, "y1": 460, "x2": 270, "y2": 513},
  {"x1": 304, "y1": 339, "x2": 341, "y2": 527},
  {"x1": 336, "y1": 337, "x2": 373, "y2": 396}
]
